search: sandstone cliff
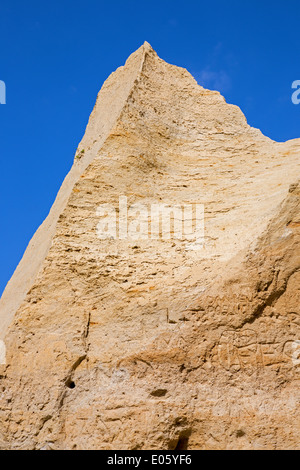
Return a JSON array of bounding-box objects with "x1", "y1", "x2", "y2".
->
[{"x1": 0, "y1": 42, "x2": 299, "y2": 450}]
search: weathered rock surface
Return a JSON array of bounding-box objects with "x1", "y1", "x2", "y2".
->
[{"x1": 0, "y1": 42, "x2": 299, "y2": 450}]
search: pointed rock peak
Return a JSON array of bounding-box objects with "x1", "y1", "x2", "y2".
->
[
  {"x1": 127, "y1": 41, "x2": 156, "y2": 62},
  {"x1": 132, "y1": 41, "x2": 154, "y2": 53},
  {"x1": 142, "y1": 40, "x2": 154, "y2": 51}
]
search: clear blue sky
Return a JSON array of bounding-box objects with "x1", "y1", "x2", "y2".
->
[{"x1": 0, "y1": 0, "x2": 299, "y2": 296}]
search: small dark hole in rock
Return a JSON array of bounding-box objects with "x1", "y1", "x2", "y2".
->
[
  {"x1": 169, "y1": 429, "x2": 191, "y2": 450},
  {"x1": 66, "y1": 380, "x2": 76, "y2": 389},
  {"x1": 150, "y1": 389, "x2": 167, "y2": 397},
  {"x1": 236, "y1": 430, "x2": 245, "y2": 438},
  {"x1": 175, "y1": 437, "x2": 189, "y2": 450}
]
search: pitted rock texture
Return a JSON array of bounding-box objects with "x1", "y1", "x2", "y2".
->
[{"x1": 0, "y1": 42, "x2": 299, "y2": 450}]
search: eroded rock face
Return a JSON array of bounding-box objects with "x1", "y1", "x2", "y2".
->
[{"x1": 0, "y1": 42, "x2": 299, "y2": 450}]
